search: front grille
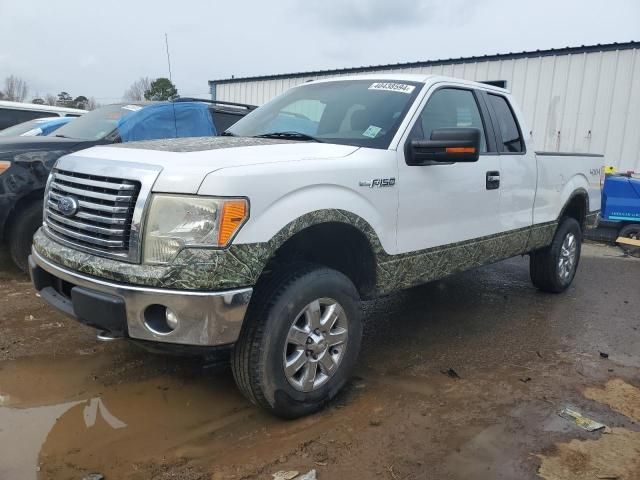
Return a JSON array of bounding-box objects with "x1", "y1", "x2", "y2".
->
[{"x1": 44, "y1": 169, "x2": 141, "y2": 256}]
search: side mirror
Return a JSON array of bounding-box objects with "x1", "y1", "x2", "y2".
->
[{"x1": 406, "y1": 127, "x2": 481, "y2": 166}]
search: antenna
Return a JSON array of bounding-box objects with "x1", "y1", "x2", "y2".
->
[{"x1": 165, "y1": 33, "x2": 173, "y2": 81}]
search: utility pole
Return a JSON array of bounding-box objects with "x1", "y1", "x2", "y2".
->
[{"x1": 165, "y1": 33, "x2": 172, "y2": 82}]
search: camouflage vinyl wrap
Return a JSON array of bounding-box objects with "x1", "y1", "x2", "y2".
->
[
  {"x1": 33, "y1": 212, "x2": 559, "y2": 295},
  {"x1": 374, "y1": 221, "x2": 557, "y2": 294},
  {"x1": 111, "y1": 136, "x2": 290, "y2": 152}
]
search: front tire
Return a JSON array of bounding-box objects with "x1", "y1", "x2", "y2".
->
[
  {"x1": 231, "y1": 263, "x2": 362, "y2": 418},
  {"x1": 530, "y1": 217, "x2": 582, "y2": 293},
  {"x1": 8, "y1": 200, "x2": 43, "y2": 272}
]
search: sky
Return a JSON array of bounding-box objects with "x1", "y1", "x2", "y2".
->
[{"x1": 0, "y1": 0, "x2": 638, "y2": 103}]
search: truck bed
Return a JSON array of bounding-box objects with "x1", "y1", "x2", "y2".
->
[{"x1": 533, "y1": 151, "x2": 604, "y2": 225}]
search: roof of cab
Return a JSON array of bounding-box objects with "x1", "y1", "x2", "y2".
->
[{"x1": 302, "y1": 73, "x2": 510, "y2": 93}]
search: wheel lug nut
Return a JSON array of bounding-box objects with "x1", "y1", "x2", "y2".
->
[
  {"x1": 306, "y1": 337, "x2": 313, "y2": 344},
  {"x1": 312, "y1": 354, "x2": 318, "y2": 360}
]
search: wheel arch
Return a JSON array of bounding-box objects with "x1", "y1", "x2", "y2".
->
[
  {"x1": 3, "y1": 189, "x2": 45, "y2": 242},
  {"x1": 254, "y1": 210, "x2": 383, "y2": 299},
  {"x1": 558, "y1": 187, "x2": 590, "y2": 230}
]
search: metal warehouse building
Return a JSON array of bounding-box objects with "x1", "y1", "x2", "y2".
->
[{"x1": 209, "y1": 41, "x2": 640, "y2": 171}]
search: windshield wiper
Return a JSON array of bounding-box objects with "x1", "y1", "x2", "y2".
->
[
  {"x1": 220, "y1": 131, "x2": 236, "y2": 137},
  {"x1": 254, "y1": 131, "x2": 323, "y2": 143},
  {"x1": 54, "y1": 134, "x2": 70, "y2": 138}
]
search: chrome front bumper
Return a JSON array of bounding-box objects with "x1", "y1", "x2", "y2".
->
[{"x1": 30, "y1": 248, "x2": 253, "y2": 347}]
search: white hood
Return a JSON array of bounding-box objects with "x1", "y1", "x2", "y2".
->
[{"x1": 57, "y1": 138, "x2": 359, "y2": 193}]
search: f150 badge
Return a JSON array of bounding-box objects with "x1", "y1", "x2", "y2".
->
[{"x1": 359, "y1": 178, "x2": 396, "y2": 188}]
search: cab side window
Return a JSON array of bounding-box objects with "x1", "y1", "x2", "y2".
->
[
  {"x1": 486, "y1": 94, "x2": 524, "y2": 153},
  {"x1": 411, "y1": 88, "x2": 488, "y2": 153},
  {"x1": 0, "y1": 108, "x2": 55, "y2": 130}
]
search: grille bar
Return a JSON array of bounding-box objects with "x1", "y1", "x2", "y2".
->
[
  {"x1": 46, "y1": 221, "x2": 126, "y2": 248},
  {"x1": 49, "y1": 191, "x2": 130, "y2": 214},
  {"x1": 53, "y1": 172, "x2": 137, "y2": 191},
  {"x1": 50, "y1": 181, "x2": 135, "y2": 203},
  {"x1": 47, "y1": 200, "x2": 127, "y2": 225},
  {"x1": 47, "y1": 210, "x2": 126, "y2": 236}
]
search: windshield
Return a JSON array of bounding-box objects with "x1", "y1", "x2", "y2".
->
[
  {"x1": 0, "y1": 117, "x2": 57, "y2": 137},
  {"x1": 227, "y1": 80, "x2": 423, "y2": 149},
  {"x1": 54, "y1": 104, "x2": 144, "y2": 140}
]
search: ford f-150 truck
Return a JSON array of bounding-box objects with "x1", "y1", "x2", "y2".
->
[{"x1": 29, "y1": 75, "x2": 603, "y2": 418}]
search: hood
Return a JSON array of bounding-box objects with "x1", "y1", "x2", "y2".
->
[
  {"x1": 0, "y1": 135, "x2": 85, "y2": 156},
  {"x1": 56, "y1": 136, "x2": 360, "y2": 193}
]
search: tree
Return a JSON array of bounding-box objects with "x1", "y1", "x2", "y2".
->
[
  {"x1": 44, "y1": 94, "x2": 57, "y2": 106},
  {"x1": 86, "y1": 97, "x2": 98, "y2": 110},
  {"x1": 0, "y1": 91, "x2": 4, "y2": 100},
  {"x1": 57, "y1": 91, "x2": 73, "y2": 107},
  {"x1": 123, "y1": 77, "x2": 152, "y2": 101},
  {"x1": 73, "y1": 95, "x2": 89, "y2": 109},
  {"x1": 144, "y1": 77, "x2": 177, "y2": 101},
  {"x1": 4, "y1": 75, "x2": 29, "y2": 102}
]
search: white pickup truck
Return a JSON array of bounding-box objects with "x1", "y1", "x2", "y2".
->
[{"x1": 29, "y1": 75, "x2": 602, "y2": 417}]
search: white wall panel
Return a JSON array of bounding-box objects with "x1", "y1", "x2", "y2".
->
[
  {"x1": 620, "y1": 50, "x2": 640, "y2": 169},
  {"x1": 559, "y1": 53, "x2": 586, "y2": 151},
  {"x1": 213, "y1": 48, "x2": 640, "y2": 170}
]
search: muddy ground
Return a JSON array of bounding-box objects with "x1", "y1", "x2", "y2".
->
[{"x1": 0, "y1": 243, "x2": 638, "y2": 480}]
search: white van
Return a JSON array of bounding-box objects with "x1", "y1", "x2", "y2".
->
[{"x1": 0, "y1": 100, "x2": 86, "y2": 131}]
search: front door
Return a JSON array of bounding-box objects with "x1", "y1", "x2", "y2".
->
[{"x1": 396, "y1": 86, "x2": 502, "y2": 254}]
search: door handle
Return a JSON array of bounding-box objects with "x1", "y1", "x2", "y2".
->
[{"x1": 486, "y1": 171, "x2": 500, "y2": 190}]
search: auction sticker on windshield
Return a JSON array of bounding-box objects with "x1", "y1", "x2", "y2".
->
[
  {"x1": 369, "y1": 82, "x2": 416, "y2": 94},
  {"x1": 362, "y1": 125, "x2": 382, "y2": 138}
]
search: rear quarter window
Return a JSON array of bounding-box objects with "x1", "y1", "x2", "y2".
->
[{"x1": 486, "y1": 94, "x2": 524, "y2": 153}]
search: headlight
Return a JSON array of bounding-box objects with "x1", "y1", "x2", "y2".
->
[
  {"x1": 1, "y1": 150, "x2": 69, "y2": 176},
  {"x1": 143, "y1": 194, "x2": 249, "y2": 264},
  {"x1": 0, "y1": 161, "x2": 10, "y2": 175}
]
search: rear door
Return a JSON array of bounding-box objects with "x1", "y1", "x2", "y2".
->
[
  {"x1": 482, "y1": 92, "x2": 536, "y2": 233},
  {"x1": 396, "y1": 85, "x2": 502, "y2": 253}
]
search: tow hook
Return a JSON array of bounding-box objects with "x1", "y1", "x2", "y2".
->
[{"x1": 96, "y1": 330, "x2": 123, "y2": 342}]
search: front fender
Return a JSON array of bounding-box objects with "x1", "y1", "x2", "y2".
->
[
  {"x1": 0, "y1": 160, "x2": 49, "y2": 238},
  {"x1": 236, "y1": 183, "x2": 393, "y2": 255}
]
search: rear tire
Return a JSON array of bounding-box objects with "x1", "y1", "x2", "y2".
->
[
  {"x1": 8, "y1": 201, "x2": 43, "y2": 272},
  {"x1": 530, "y1": 217, "x2": 582, "y2": 293},
  {"x1": 231, "y1": 263, "x2": 362, "y2": 419},
  {"x1": 617, "y1": 223, "x2": 640, "y2": 257}
]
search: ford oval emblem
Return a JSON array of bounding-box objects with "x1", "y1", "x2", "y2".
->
[{"x1": 58, "y1": 196, "x2": 79, "y2": 217}]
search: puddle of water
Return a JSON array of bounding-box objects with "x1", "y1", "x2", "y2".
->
[
  {"x1": 0, "y1": 354, "x2": 256, "y2": 479},
  {"x1": 0, "y1": 351, "x2": 383, "y2": 479},
  {"x1": 0, "y1": 401, "x2": 81, "y2": 480}
]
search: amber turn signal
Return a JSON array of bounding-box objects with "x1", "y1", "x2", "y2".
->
[
  {"x1": 0, "y1": 161, "x2": 11, "y2": 174},
  {"x1": 445, "y1": 147, "x2": 476, "y2": 154},
  {"x1": 218, "y1": 200, "x2": 249, "y2": 246}
]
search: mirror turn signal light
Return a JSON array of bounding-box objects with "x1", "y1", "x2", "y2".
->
[
  {"x1": 0, "y1": 161, "x2": 11, "y2": 174},
  {"x1": 445, "y1": 147, "x2": 476, "y2": 154}
]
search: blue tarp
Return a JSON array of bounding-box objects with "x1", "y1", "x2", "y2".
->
[
  {"x1": 117, "y1": 102, "x2": 216, "y2": 143},
  {"x1": 40, "y1": 117, "x2": 74, "y2": 136}
]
